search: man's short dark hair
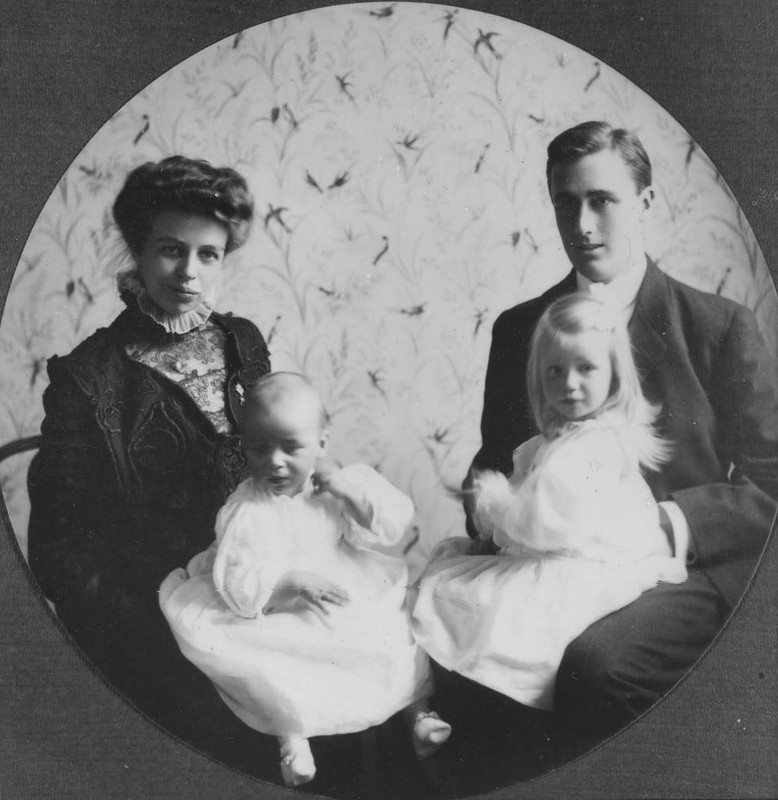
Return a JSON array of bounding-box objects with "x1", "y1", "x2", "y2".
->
[{"x1": 546, "y1": 121, "x2": 652, "y2": 192}]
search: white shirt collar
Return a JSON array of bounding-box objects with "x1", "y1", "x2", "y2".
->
[{"x1": 576, "y1": 261, "x2": 647, "y2": 313}]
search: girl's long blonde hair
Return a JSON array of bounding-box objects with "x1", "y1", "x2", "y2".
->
[{"x1": 527, "y1": 292, "x2": 671, "y2": 472}]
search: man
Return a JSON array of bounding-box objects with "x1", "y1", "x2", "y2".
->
[{"x1": 466, "y1": 120, "x2": 778, "y2": 734}]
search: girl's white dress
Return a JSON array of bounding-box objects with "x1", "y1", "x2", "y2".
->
[
  {"x1": 409, "y1": 416, "x2": 687, "y2": 711},
  {"x1": 160, "y1": 464, "x2": 432, "y2": 738}
]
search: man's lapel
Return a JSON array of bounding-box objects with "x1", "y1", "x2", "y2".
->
[{"x1": 629, "y1": 260, "x2": 671, "y2": 375}]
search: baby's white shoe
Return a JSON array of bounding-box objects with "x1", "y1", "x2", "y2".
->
[
  {"x1": 279, "y1": 736, "x2": 316, "y2": 786},
  {"x1": 412, "y1": 710, "x2": 452, "y2": 759}
]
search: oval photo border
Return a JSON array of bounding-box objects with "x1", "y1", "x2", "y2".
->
[{"x1": 1, "y1": 1, "x2": 776, "y2": 798}]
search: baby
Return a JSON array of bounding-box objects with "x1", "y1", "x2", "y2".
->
[{"x1": 160, "y1": 372, "x2": 449, "y2": 786}]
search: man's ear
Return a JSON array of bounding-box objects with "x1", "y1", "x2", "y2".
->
[{"x1": 639, "y1": 185, "x2": 655, "y2": 212}]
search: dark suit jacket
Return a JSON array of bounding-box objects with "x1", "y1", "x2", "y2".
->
[{"x1": 471, "y1": 260, "x2": 778, "y2": 608}]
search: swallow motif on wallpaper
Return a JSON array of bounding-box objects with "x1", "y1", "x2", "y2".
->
[
  {"x1": 398, "y1": 133, "x2": 420, "y2": 151},
  {"x1": 336, "y1": 73, "x2": 355, "y2": 101},
  {"x1": 282, "y1": 103, "x2": 299, "y2": 130},
  {"x1": 264, "y1": 205, "x2": 291, "y2": 233},
  {"x1": 398, "y1": 302, "x2": 427, "y2": 317},
  {"x1": 584, "y1": 61, "x2": 601, "y2": 92},
  {"x1": 441, "y1": 9, "x2": 458, "y2": 41},
  {"x1": 367, "y1": 369, "x2": 387, "y2": 397},
  {"x1": 133, "y1": 114, "x2": 150, "y2": 145},
  {"x1": 474, "y1": 29, "x2": 501, "y2": 60},
  {"x1": 328, "y1": 171, "x2": 350, "y2": 190},
  {"x1": 474, "y1": 143, "x2": 490, "y2": 173},
  {"x1": 368, "y1": 4, "x2": 395, "y2": 19},
  {"x1": 472, "y1": 309, "x2": 488, "y2": 338},
  {"x1": 683, "y1": 137, "x2": 697, "y2": 167},
  {"x1": 265, "y1": 314, "x2": 281, "y2": 345},
  {"x1": 372, "y1": 236, "x2": 389, "y2": 266},
  {"x1": 305, "y1": 170, "x2": 323, "y2": 192}
]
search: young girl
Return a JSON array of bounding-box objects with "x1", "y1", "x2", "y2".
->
[
  {"x1": 159, "y1": 372, "x2": 450, "y2": 787},
  {"x1": 409, "y1": 292, "x2": 687, "y2": 712}
]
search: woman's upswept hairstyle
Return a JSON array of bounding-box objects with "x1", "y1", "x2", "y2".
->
[
  {"x1": 113, "y1": 155, "x2": 254, "y2": 255},
  {"x1": 527, "y1": 292, "x2": 670, "y2": 471},
  {"x1": 546, "y1": 120, "x2": 652, "y2": 192}
]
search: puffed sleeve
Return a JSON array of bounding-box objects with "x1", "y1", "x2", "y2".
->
[
  {"x1": 211, "y1": 484, "x2": 287, "y2": 618},
  {"x1": 336, "y1": 464, "x2": 415, "y2": 549},
  {"x1": 471, "y1": 436, "x2": 543, "y2": 540},
  {"x1": 479, "y1": 425, "x2": 628, "y2": 552}
]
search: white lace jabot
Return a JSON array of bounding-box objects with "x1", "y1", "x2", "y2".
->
[{"x1": 117, "y1": 269, "x2": 214, "y2": 334}]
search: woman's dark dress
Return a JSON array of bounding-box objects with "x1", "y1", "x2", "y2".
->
[{"x1": 26, "y1": 296, "x2": 277, "y2": 771}]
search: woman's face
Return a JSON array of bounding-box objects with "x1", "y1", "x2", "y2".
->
[{"x1": 137, "y1": 209, "x2": 229, "y2": 315}]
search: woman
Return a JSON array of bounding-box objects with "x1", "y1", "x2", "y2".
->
[{"x1": 26, "y1": 156, "x2": 275, "y2": 773}]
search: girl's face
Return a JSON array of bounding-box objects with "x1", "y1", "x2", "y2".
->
[
  {"x1": 241, "y1": 396, "x2": 327, "y2": 497},
  {"x1": 137, "y1": 209, "x2": 229, "y2": 315},
  {"x1": 540, "y1": 330, "x2": 613, "y2": 422}
]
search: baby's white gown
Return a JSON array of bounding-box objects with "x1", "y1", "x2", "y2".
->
[
  {"x1": 160, "y1": 464, "x2": 431, "y2": 738},
  {"x1": 409, "y1": 417, "x2": 687, "y2": 711}
]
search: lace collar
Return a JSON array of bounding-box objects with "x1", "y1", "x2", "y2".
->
[
  {"x1": 117, "y1": 269, "x2": 214, "y2": 335},
  {"x1": 550, "y1": 410, "x2": 625, "y2": 440},
  {"x1": 247, "y1": 473, "x2": 317, "y2": 501}
]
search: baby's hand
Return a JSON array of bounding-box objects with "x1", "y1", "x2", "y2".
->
[
  {"x1": 312, "y1": 456, "x2": 342, "y2": 496},
  {"x1": 263, "y1": 570, "x2": 350, "y2": 616},
  {"x1": 299, "y1": 576, "x2": 350, "y2": 614}
]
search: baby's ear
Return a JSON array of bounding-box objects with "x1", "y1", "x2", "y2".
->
[{"x1": 319, "y1": 428, "x2": 330, "y2": 450}]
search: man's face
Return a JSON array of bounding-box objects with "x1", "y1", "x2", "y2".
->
[{"x1": 549, "y1": 149, "x2": 653, "y2": 283}]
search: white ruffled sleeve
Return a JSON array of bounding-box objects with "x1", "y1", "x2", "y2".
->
[
  {"x1": 516, "y1": 424, "x2": 628, "y2": 550},
  {"x1": 477, "y1": 424, "x2": 630, "y2": 552},
  {"x1": 211, "y1": 480, "x2": 288, "y2": 618},
  {"x1": 472, "y1": 435, "x2": 543, "y2": 542},
  {"x1": 336, "y1": 464, "x2": 415, "y2": 549}
]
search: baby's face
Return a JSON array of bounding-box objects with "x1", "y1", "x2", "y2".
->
[{"x1": 241, "y1": 396, "x2": 326, "y2": 497}]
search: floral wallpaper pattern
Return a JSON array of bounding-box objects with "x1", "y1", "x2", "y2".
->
[{"x1": 2, "y1": 2, "x2": 776, "y2": 575}]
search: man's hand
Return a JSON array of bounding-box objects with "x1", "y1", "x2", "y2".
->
[{"x1": 461, "y1": 467, "x2": 480, "y2": 538}]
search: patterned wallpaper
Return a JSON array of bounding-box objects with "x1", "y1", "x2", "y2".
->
[{"x1": 2, "y1": 2, "x2": 776, "y2": 575}]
